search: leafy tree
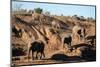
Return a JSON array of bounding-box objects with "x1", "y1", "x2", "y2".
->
[
  {"x1": 34, "y1": 8, "x2": 43, "y2": 14},
  {"x1": 73, "y1": 15, "x2": 78, "y2": 17},
  {"x1": 80, "y1": 16, "x2": 86, "y2": 21},
  {"x1": 72, "y1": 15, "x2": 80, "y2": 20}
]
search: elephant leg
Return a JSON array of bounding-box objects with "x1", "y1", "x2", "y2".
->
[
  {"x1": 42, "y1": 51, "x2": 45, "y2": 59},
  {"x1": 32, "y1": 51, "x2": 34, "y2": 60},
  {"x1": 36, "y1": 52, "x2": 38, "y2": 59},
  {"x1": 40, "y1": 52, "x2": 42, "y2": 59},
  {"x1": 40, "y1": 51, "x2": 45, "y2": 60}
]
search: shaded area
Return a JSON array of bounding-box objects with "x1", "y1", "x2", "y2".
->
[
  {"x1": 81, "y1": 47, "x2": 96, "y2": 61},
  {"x1": 50, "y1": 54, "x2": 81, "y2": 61},
  {"x1": 71, "y1": 43, "x2": 96, "y2": 61},
  {"x1": 12, "y1": 46, "x2": 26, "y2": 57},
  {"x1": 50, "y1": 54, "x2": 69, "y2": 61},
  {"x1": 50, "y1": 52, "x2": 95, "y2": 62}
]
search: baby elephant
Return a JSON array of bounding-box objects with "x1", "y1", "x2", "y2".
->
[{"x1": 28, "y1": 41, "x2": 45, "y2": 60}]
